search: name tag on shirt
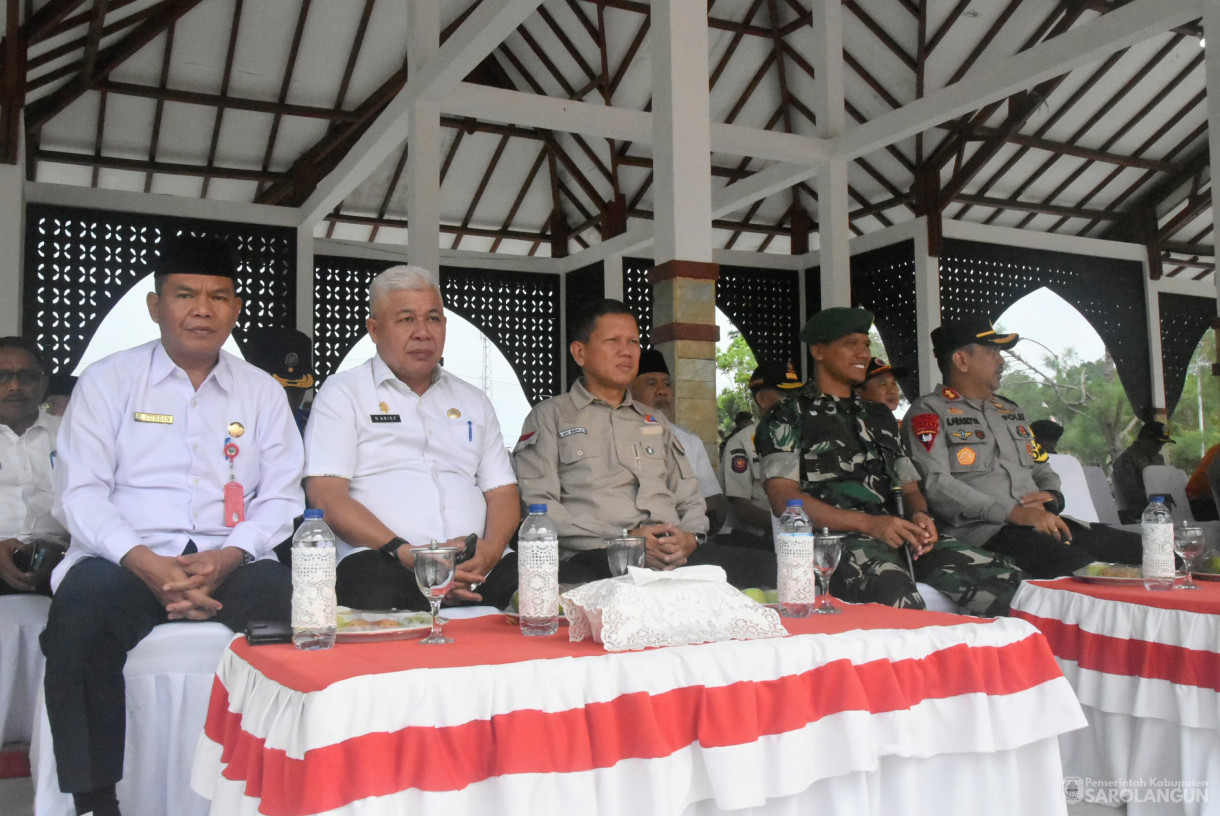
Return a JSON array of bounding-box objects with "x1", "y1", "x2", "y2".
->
[
  {"x1": 134, "y1": 412, "x2": 173, "y2": 424},
  {"x1": 370, "y1": 414, "x2": 402, "y2": 423},
  {"x1": 558, "y1": 427, "x2": 586, "y2": 438}
]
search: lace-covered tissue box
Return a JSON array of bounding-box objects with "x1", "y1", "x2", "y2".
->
[{"x1": 560, "y1": 565, "x2": 788, "y2": 651}]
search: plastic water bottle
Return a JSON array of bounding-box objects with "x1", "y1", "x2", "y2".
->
[
  {"x1": 291, "y1": 509, "x2": 337, "y2": 649},
  {"x1": 776, "y1": 499, "x2": 815, "y2": 617},
  {"x1": 517, "y1": 504, "x2": 559, "y2": 636},
  {"x1": 1141, "y1": 496, "x2": 1175, "y2": 591}
]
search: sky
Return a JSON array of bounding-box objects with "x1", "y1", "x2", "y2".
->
[{"x1": 76, "y1": 277, "x2": 1107, "y2": 441}]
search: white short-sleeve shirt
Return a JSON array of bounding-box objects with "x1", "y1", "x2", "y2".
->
[
  {"x1": 671, "y1": 425, "x2": 723, "y2": 500},
  {"x1": 0, "y1": 410, "x2": 66, "y2": 541},
  {"x1": 304, "y1": 355, "x2": 517, "y2": 561}
]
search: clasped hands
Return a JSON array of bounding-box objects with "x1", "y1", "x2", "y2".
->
[
  {"x1": 629, "y1": 522, "x2": 697, "y2": 570},
  {"x1": 1008, "y1": 491, "x2": 1072, "y2": 542},
  {"x1": 122, "y1": 545, "x2": 246, "y2": 620},
  {"x1": 863, "y1": 511, "x2": 937, "y2": 557}
]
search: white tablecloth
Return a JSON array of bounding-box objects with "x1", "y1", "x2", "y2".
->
[
  {"x1": 1012, "y1": 579, "x2": 1220, "y2": 815},
  {"x1": 193, "y1": 604, "x2": 1085, "y2": 816}
]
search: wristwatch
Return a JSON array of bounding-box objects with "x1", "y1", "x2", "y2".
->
[
  {"x1": 237, "y1": 549, "x2": 255, "y2": 566},
  {"x1": 692, "y1": 532, "x2": 707, "y2": 547},
  {"x1": 381, "y1": 536, "x2": 409, "y2": 561}
]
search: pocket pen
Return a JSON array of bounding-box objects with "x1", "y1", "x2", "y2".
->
[{"x1": 467, "y1": 420, "x2": 472, "y2": 441}]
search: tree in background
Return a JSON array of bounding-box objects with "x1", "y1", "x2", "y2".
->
[
  {"x1": 998, "y1": 329, "x2": 1218, "y2": 475},
  {"x1": 716, "y1": 331, "x2": 756, "y2": 438}
]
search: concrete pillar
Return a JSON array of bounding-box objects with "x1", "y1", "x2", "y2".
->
[
  {"x1": 295, "y1": 224, "x2": 314, "y2": 337},
  {"x1": 1144, "y1": 272, "x2": 1166, "y2": 420},
  {"x1": 604, "y1": 253, "x2": 624, "y2": 299},
  {"x1": 0, "y1": 162, "x2": 22, "y2": 336},
  {"x1": 811, "y1": 0, "x2": 850, "y2": 308},
  {"x1": 1206, "y1": 0, "x2": 1220, "y2": 317},
  {"x1": 912, "y1": 218, "x2": 941, "y2": 393},
  {"x1": 407, "y1": 0, "x2": 441, "y2": 275},
  {"x1": 650, "y1": 0, "x2": 718, "y2": 456}
]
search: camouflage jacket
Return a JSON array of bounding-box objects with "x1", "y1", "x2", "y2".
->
[{"x1": 756, "y1": 382, "x2": 919, "y2": 515}]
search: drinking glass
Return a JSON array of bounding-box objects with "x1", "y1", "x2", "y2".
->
[
  {"x1": 812, "y1": 531, "x2": 845, "y2": 614},
  {"x1": 607, "y1": 535, "x2": 646, "y2": 576},
  {"x1": 414, "y1": 547, "x2": 458, "y2": 644},
  {"x1": 1173, "y1": 525, "x2": 1206, "y2": 590}
]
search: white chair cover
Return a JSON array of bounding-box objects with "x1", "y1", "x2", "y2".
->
[
  {"x1": 32, "y1": 621, "x2": 235, "y2": 816},
  {"x1": 1083, "y1": 466, "x2": 1122, "y2": 526},
  {"x1": 1143, "y1": 465, "x2": 1195, "y2": 523},
  {"x1": 1048, "y1": 454, "x2": 1100, "y2": 523},
  {"x1": 0, "y1": 594, "x2": 51, "y2": 745}
]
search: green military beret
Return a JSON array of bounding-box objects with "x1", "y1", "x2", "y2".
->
[{"x1": 799, "y1": 307, "x2": 874, "y2": 345}]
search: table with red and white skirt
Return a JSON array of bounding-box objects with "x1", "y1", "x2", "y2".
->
[
  {"x1": 1011, "y1": 577, "x2": 1220, "y2": 814},
  {"x1": 192, "y1": 603, "x2": 1085, "y2": 816}
]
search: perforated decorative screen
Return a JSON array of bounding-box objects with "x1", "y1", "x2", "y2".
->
[
  {"x1": 23, "y1": 204, "x2": 295, "y2": 377},
  {"x1": 850, "y1": 242, "x2": 919, "y2": 400},
  {"x1": 718, "y1": 265, "x2": 801, "y2": 371},
  {"x1": 940, "y1": 238, "x2": 1150, "y2": 420},
  {"x1": 313, "y1": 255, "x2": 561, "y2": 404},
  {"x1": 1159, "y1": 292, "x2": 1216, "y2": 416},
  {"x1": 623, "y1": 257, "x2": 653, "y2": 348}
]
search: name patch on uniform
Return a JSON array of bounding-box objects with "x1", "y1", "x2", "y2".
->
[
  {"x1": 731, "y1": 453, "x2": 749, "y2": 473},
  {"x1": 910, "y1": 413, "x2": 940, "y2": 452},
  {"x1": 558, "y1": 427, "x2": 587, "y2": 438},
  {"x1": 370, "y1": 414, "x2": 402, "y2": 423},
  {"x1": 946, "y1": 416, "x2": 981, "y2": 427},
  {"x1": 956, "y1": 447, "x2": 977, "y2": 466},
  {"x1": 134, "y1": 412, "x2": 173, "y2": 424}
]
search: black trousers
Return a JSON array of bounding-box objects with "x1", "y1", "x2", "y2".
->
[
  {"x1": 558, "y1": 541, "x2": 777, "y2": 589},
  {"x1": 336, "y1": 549, "x2": 519, "y2": 611},
  {"x1": 982, "y1": 518, "x2": 1143, "y2": 579},
  {"x1": 40, "y1": 555, "x2": 291, "y2": 794}
]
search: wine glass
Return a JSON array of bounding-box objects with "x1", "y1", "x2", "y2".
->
[
  {"x1": 812, "y1": 531, "x2": 845, "y2": 614},
  {"x1": 1173, "y1": 525, "x2": 1206, "y2": 590},
  {"x1": 414, "y1": 547, "x2": 457, "y2": 644}
]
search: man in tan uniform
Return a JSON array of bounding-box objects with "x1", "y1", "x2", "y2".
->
[{"x1": 513, "y1": 300, "x2": 773, "y2": 587}]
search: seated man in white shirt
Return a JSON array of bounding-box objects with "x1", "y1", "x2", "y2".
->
[
  {"x1": 305, "y1": 265, "x2": 521, "y2": 612},
  {"x1": 0, "y1": 336, "x2": 67, "y2": 596},
  {"x1": 628, "y1": 348, "x2": 727, "y2": 534},
  {"x1": 42, "y1": 236, "x2": 304, "y2": 816}
]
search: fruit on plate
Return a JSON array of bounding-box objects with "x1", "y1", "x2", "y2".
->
[
  {"x1": 1202, "y1": 556, "x2": 1220, "y2": 574},
  {"x1": 742, "y1": 587, "x2": 766, "y2": 603},
  {"x1": 764, "y1": 589, "x2": 779, "y2": 604}
]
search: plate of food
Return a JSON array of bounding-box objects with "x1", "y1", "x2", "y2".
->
[
  {"x1": 1072, "y1": 563, "x2": 1177, "y2": 585},
  {"x1": 335, "y1": 606, "x2": 434, "y2": 642},
  {"x1": 503, "y1": 589, "x2": 571, "y2": 625},
  {"x1": 1191, "y1": 556, "x2": 1220, "y2": 581}
]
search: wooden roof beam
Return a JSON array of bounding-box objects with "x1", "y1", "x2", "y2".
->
[{"x1": 25, "y1": 0, "x2": 204, "y2": 130}]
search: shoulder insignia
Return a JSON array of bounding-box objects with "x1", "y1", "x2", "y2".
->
[
  {"x1": 956, "y1": 447, "x2": 977, "y2": 466},
  {"x1": 910, "y1": 413, "x2": 940, "y2": 452},
  {"x1": 513, "y1": 430, "x2": 537, "y2": 453},
  {"x1": 730, "y1": 453, "x2": 749, "y2": 474},
  {"x1": 940, "y1": 386, "x2": 961, "y2": 401}
]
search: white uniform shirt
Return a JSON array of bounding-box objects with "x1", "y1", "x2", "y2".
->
[
  {"x1": 52, "y1": 341, "x2": 305, "y2": 588},
  {"x1": 304, "y1": 356, "x2": 517, "y2": 562},
  {"x1": 720, "y1": 420, "x2": 769, "y2": 535},
  {"x1": 0, "y1": 410, "x2": 66, "y2": 541},
  {"x1": 671, "y1": 425, "x2": 723, "y2": 500}
]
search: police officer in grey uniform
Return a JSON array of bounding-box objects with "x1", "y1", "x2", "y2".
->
[
  {"x1": 513, "y1": 299, "x2": 774, "y2": 587},
  {"x1": 904, "y1": 317, "x2": 1140, "y2": 578}
]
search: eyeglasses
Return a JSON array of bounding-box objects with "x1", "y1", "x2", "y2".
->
[{"x1": 0, "y1": 369, "x2": 45, "y2": 386}]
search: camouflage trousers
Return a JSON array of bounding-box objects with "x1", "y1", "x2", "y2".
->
[{"x1": 829, "y1": 534, "x2": 1027, "y2": 617}]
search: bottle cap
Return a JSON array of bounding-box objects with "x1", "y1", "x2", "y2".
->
[
  {"x1": 303, "y1": 508, "x2": 323, "y2": 520},
  {"x1": 786, "y1": 499, "x2": 802, "y2": 507},
  {"x1": 528, "y1": 503, "x2": 547, "y2": 513}
]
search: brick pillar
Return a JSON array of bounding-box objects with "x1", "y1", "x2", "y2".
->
[{"x1": 650, "y1": 260, "x2": 719, "y2": 459}]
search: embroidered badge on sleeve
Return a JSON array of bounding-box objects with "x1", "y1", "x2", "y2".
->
[{"x1": 910, "y1": 413, "x2": 940, "y2": 452}]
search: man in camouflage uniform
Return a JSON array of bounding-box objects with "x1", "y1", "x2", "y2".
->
[
  {"x1": 756, "y1": 307, "x2": 1025, "y2": 615},
  {"x1": 904, "y1": 317, "x2": 1140, "y2": 577}
]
